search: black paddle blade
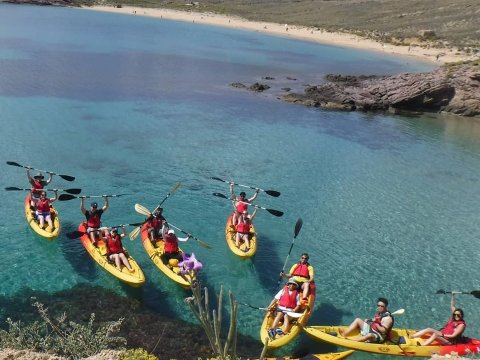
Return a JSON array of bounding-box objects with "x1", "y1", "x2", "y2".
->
[
  {"x1": 59, "y1": 174, "x2": 75, "y2": 182},
  {"x1": 470, "y1": 290, "x2": 480, "y2": 299},
  {"x1": 5, "y1": 187, "x2": 23, "y2": 191},
  {"x1": 436, "y1": 289, "x2": 447, "y2": 294},
  {"x1": 267, "y1": 209, "x2": 284, "y2": 217},
  {"x1": 294, "y1": 218, "x2": 303, "y2": 238},
  {"x1": 58, "y1": 194, "x2": 76, "y2": 201},
  {"x1": 64, "y1": 188, "x2": 82, "y2": 195},
  {"x1": 265, "y1": 190, "x2": 281, "y2": 197},
  {"x1": 213, "y1": 192, "x2": 228, "y2": 199},
  {"x1": 211, "y1": 176, "x2": 226, "y2": 183},
  {"x1": 66, "y1": 230, "x2": 84, "y2": 239},
  {"x1": 6, "y1": 161, "x2": 22, "y2": 167}
]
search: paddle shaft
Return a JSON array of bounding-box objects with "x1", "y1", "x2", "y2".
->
[
  {"x1": 276, "y1": 218, "x2": 303, "y2": 288},
  {"x1": 212, "y1": 192, "x2": 283, "y2": 217},
  {"x1": 58, "y1": 193, "x2": 129, "y2": 201},
  {"x1": 168, "y1": 223, "x2": 211, "y2": 249},
  {"x1": 237, "y1": 301, "x2": 302, "y2": 318},
  {"x1": 5, "y1": 187, "x2": 81, "y2": 194},
  {"x1": 6, "y1": 161, "x2": 75, "y2": 181},
  {"x1": 211, "y1": 177, "x2": 280, "y2": 197},
  {"x1": 151, "y1": 182, "x2": 181, "y2": 214}
]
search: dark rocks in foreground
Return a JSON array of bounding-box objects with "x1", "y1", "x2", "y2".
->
[{"x1": 236, "y1": 62, "x2": 480, "y2": 117}]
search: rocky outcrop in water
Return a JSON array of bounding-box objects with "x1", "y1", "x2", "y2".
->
[{"x1": 276, "y1": 62, "x2": 480, "y2": 117}]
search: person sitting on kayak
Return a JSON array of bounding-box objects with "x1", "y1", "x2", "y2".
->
[
  {"x1": 235, "y1": 208, "x2": 257, "y2": 252},
  {"x1": 267, "y1": 279, "x2": 301, "y2": 340},
  {"x1": 146, "y1": 208, "x2": 168, "y2": 243},
  {"x1": 409, "y1": 293, "x2": 466, "y2": 345},
  {"x1": 160, "y1": 229, "x2": 191, "y2": 268},
  {"x1": 81, "y1": 196, "x2": 109, "y2": 247},
  {"x1": 103, "y1": 227, "x2": 134, "y2": 273},
  {"x1": 279, "y1": 253, "x2": 314, "y2": 304},
  {"x1": 339, "y1": 297, "x2": 394, "y2": 343},
  {"x1": 27, "y1": 169, "x2": 52, "y2": 210},
  {"x1": 230, "y1": 182, "x2": 259, "y2": 225},
  {"x1": 30, "y1": 190, "x2": 58, "y2": 231}
]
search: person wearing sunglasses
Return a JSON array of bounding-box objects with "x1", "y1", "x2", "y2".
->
[
  {"x1": 279, "y1": 253, "x2": 314, "y2": 303},
  {"x1": 339, "y1": 297, "x2": 393, "y2": 343},
  {"x1": 409, "y1": 293, "x2": 466, "y2": 345}
]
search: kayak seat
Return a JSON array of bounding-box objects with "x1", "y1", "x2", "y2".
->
[
  {"x1": 398, "y1": 336, "x2": 406, "y2": 344},
  {"x1": 327, "y1": 331, "x2": 338, "y2": 337}
]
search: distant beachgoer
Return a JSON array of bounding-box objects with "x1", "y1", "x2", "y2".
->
[
  {"x1": 409, "y1": 293, "x2": 466, "y2": 345},
  {"x1": 339, "y1": 297, "x2": 394, "y2": 343}
]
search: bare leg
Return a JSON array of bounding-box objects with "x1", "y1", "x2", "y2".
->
[
  {"x1": 45, "y1": 214, "x2": 53, "y2": 230},
  {"x1": 409, "y1": 328, "x2": 437, "y2": 339},
  {"x1": 37, "y1": 214, "x2": 45, "y2": 228},
  {"x1": 270, "y1": 312, "x2": 285, "y2": 331},
  {"x1": 235, "y1": 232, "x2": 242, "y2": 247},
  {"x1": 340, "y1": 318, "x2": 365, "y2": 337},
  {"x1": 301, "y1": 282, "x2": 310, "y2": 299},
  {"x1": 119, "y1": 253, "x2": 134, "y2": 272}
]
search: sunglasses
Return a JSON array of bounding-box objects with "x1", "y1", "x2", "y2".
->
[{"x1": 454, "y1": 313, "x2": 462, "y2": 317}]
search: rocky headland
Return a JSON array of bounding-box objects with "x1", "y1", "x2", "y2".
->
[{"x1": 236, "y1": 61, "x2": 480, "y2": 117}]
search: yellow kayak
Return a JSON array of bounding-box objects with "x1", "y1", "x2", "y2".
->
[
  {"x1": 78, "y1": 223, "x2": 145, "y2": 287},
  {"x1": 25, "y1": 194, "x2": 60, "y2": 239},
  {"x1": 303, "y1": 326, "x2": 480, "y2": 357},
  {"x1": 313, "y1": 350, "x2": 355, "y2": 360},
  {"x1": 260, "y1": 283, "x2": 316, "y2": 349},
  {"x1": 140, "y1": 224, "x2": 196, "y2": 289},
  {"x1": 225, "y1": 213, "x2": 257, "y2": 258}
]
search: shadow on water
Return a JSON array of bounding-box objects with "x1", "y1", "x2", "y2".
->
[
  {"x1": 58, "y1": 221, "x2": 98, "y2": 282},
  {"x1": 253, "y1": 233, "x2": 285, "y2": 291}
]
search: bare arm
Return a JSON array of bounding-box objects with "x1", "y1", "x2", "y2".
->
[
  {"x1": 102, "y1": 196, "x2": 109, "y2": 212},
  {"x1": 80, "y1": 197, "x2": 87, "y2": 215},
  {"x1": 45, "y1": 173, "x2": 53, "y2": 185},
  {"x1": 49, "y1": 190, "x2": 58, "y2": 202},
  {"x1": 26, "y1": 168, "x2": 34, "y2": 185},
  {"x1": 450, "y1": 293, "x2": 456, "y2": 313},
  {"x1": 248, "y1": 189, "x2": 260, "y2": 203},
  {"x1": 229, "y1": 183, "x2": 236, "y2": 199}
]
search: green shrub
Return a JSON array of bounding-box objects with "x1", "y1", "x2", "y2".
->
[{"x1": 120, "y1": 348, "x2": 158, "y2": 360}]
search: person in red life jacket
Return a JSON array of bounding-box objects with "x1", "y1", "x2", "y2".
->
[
  {"x1": 160, "y1": 229, "x2": 191, "y2": 267},
  {"x1": 409, "y1": 293, "x2": 466, "y2": 345},
  {"x1": 230, "y1": 182, "x2": 259, "y2": 225},
  {"x1": 102, "y1": 227, "x2": 134, "y2": 273},
  {"x1": 279, "y1": 253, "x2": 314, "y2": 303},
  {"x1": 339, "y1": 297, "x2": 394, "y2": 343},
  {"x1": 80, "y1": 196, "x2": 109, "y2": 247},
  {"x1": 146, "y1": 208, "x2": 168, "y2": 243},
  {"x1": 27, "y1": 169, "x2": 52, "y2": 209},
  {"x1": 266, "y1": 279, "x2": 301, "y2": 340},
  {"x1": 30, "y1": 190, "x2": 58, "y2": 231},
  {"x1": 235, "y1": 208, "x2": 258, "y2": 252}
]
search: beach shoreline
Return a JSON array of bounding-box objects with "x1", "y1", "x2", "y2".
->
[{"x1": 83, "y1": 5, "x2": 474, "y2": 65}]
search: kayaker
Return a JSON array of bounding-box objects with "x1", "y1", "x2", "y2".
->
[
  {"x1": 230, "y1": 182, "x2": 259, "y2": 225},
  {"x1": 266, "y1": 279, "x2": 301, "y2": 340},
  {"x1": 409, "y1": 293, "x2": 466, "y2": 345},
  {"x1": 235, "y1": 208, "x2": 258, "y2": 252},
  {"x1": 30, "y1": 190, "x2": 58, "y2": 231},
  {"x1": 280, "y1": 253, "x2": 314, "y2": 303},
  {"x1": 160, "y1": 229, "x2": 191, "y2": 267},
  {"x1": 27, "y1": 169, "x2": 52, "y2": 209},
  {"x1": 339, "y1": 297, "x2": 394, "y2": 343},
  {"x1": 81, "y1": 196, "x2": 109, "y2": 247},
  {"x1": 103, "y1": 227, "x2": 134, "y2": 273},
  {"x1": 146, "y1": 208, "x2": 168, "y2": 242}
]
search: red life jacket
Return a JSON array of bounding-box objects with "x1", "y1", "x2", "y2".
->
[
  {"x1": 236, "y1": 200, "x2": 248, "y2": 213},
  {"x1": 36, "y1": 199, "x2": 51, "y2": 213},
  {"x1": 164, "y1": 233, "x2": 179, "y2": 253},
  {"x1": 32, "y1": 180, "x2": 44, "y2": 195},
  {"x1": 292, "y1": 262, "x2": 310, "y2": 280},
  {"x1": 278, "y1": 286, "x2": 298, "y2": 309},
  {"x1": 371, "y1": 311, "x2": 394, "y2": 335},
  {"x1": 87, "y1": 211, "x2": 101, "y2": 228},
  {"x1": 106, "y1": 234, "x2": 124, "y2": 254},
  {"x1": 236, "y1": 220, "x2": 250, "y2": 234},
  {"x1": 442, "y1": 319, "x2": 466, "y2": 336}
]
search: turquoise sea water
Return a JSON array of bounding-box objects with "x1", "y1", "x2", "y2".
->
[{"x1": 1, "y1": 4, "x2": 480, "y2": 358}]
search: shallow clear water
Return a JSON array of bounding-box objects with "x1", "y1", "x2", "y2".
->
[{"x1": 1, "y1": 4, "x2": 480, "y2": 358}]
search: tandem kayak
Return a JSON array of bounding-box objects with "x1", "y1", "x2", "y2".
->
[
  {"x1": 260, "y1": 283, "x2": 316, "y2": 349},
  {"x1": 303, "y1": 326, "x2": 480, "y2": 357},
  {"x1": 140, "y1": 223, "x2": 196, "y2": 289},
  {"x1": 78, "y1": 223, "x2": 145, "y2": 287},
  {"x1": 225, "y1": 213, "x2": 257, "y2": 258},
  {"x1": 25, "y1": 194, "x2": 60, "y2": 239},
  {"x1": 313, "y1": 350, "x2": 356, "y2": 360}
]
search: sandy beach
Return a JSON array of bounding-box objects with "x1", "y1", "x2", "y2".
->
[{"x1": 84, "y1": 5, "x2": 473, "y2": 65}]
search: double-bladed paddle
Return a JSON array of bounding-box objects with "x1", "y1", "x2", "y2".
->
[
  {"x1": 6, "y1": 161, "x2": 76, "y2": 182},
  {"x1": 436, "y1": 289, "x2": 480, "y2": 299},
  {"x1": 212, "y1": 192, "x2": 284, "y2": 217},
  {"x1": 168, "y1": 223, "x2": 212, "y2": 249},
  {"x1": 66, "y1": 223, "x2": 144, "y2": 239},
  {"x1": 211, "y1": 177, "x2": 281, "y2": 197},
  {"x1": 5, "y1": 186, "x2": 82, "y2": 195},
  {"x1": 58, "y1": 193, "x2": 130, "y2": 201},
  {"x1": 276, "y1": 218, "x2": 303, "y2": 289},
  {"x1": 237, "y1": 301, "x2": 303, "y2": 318}
]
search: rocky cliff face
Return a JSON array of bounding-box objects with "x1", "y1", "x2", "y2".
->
[{"x1": 279, "y1": 62, "x2": 480, "y2": 117}]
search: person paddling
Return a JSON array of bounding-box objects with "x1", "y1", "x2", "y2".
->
[
  {"x1": 27, "y1": 169, "x2": 52, "y2": 210},
  {"x1": 160, "y1": 229, "x2": 191, "y2": 267},
  {"x1": 230, "y1": 182, "x2": 259, "y2": 225},
  {"x1": 102, "y1": 227, "x2": 134, "y2": 272},
  {"x1": 267, "y1": 279, "x2": 301, "y2": 340},
  {"x1": 146, "y1": 208, "x2": 168, "y2": 242},
  {"x1": 30, "y1": 190, "x2": 58, "y2": 232},
  {"x1": 409, "y1": 293, "x2": 466, "y2": 345},
  {"x1": 279, "y1": 253, "x2": 314, "y2": 304},
  {"x1": 81, "y1": 196, "x2": 108, "y2": 247},
  {"x1": 235, "y1": 208, "x2": 257, "y2": 252}
]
